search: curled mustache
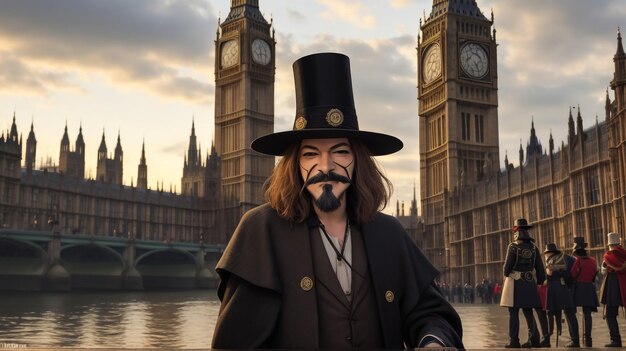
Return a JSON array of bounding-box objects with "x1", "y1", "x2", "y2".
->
[{"x1": 304, "y1": 171, "x2": 352, "y2": 187}]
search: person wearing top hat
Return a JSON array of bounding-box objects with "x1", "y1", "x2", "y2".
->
[
  {"x1": 211, "y1": 53, "x2": 463, "y2": 349},
  {"x1": 570, "y1": 236, "x2": 599, "y2": 347},
  {"x1": 600, "y1": 232, "x2": 626, "y2": 347},
  {"x1": 543, "y1": 243, "x2": 580, "y2": 347},
  {"x1": 501, "y1": 218, "x2": 549, "y2": 348}
]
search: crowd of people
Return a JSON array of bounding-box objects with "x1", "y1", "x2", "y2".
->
[
  {"x1": 435, "y1": 279, "x2": 503, "y2": 304},
  {"x1": 500, "y1": 218, "x2": 626, "y2": 348}
]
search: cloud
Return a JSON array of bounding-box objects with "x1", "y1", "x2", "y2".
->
[
  {"x1": 286, "y1": 7, "x2": 306, "y2": 22},
  {"x1": 0, "y1": 0, "x2": 216, "y2": 103},
  {"x1": 318, "y1": 0, "x2": 377, "y2": 29},
  {"x1": 0, "y1": 52, "x2": 82, "y2": 95}
]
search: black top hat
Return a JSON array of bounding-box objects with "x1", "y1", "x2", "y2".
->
[
  {"x1": 544, "y1": 243, "x2": 561, "y2": 254},
  {"x1": 513, "y1": 218, "x2": 534, "y2": 241},
  {"x1": 251, "y1": 53, "x2": 403, "y2": 156},
  {"x1": 572, "y1": 236, "x2": 587, "y2": 250},
  {"x1": 513, "y1": 218, "x2": 533, "y2": 230}
]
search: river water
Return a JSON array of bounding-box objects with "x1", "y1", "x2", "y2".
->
[{"x1": 1, "y1": 290, "x2": 625, "y2": 348}]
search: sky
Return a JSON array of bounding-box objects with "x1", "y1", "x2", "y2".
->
[{"x1": 0, "y1": 0, "x2": 624, "y2": 215}]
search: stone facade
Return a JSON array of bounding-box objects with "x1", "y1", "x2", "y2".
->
[{"x1": 418, "y1": 0, "x2": 626, "y2": 286}]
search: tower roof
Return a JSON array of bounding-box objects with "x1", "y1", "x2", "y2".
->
[
  {"x1": 427, "y1": 0, "x2": 489, "y2": 22},
  {"x1": 223, "y1": 0, "x2": 268, "y2": 25}
]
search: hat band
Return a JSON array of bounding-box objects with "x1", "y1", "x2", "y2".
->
[{"x1": 293, "y1": 106, "x2": 358, "y2": 130}]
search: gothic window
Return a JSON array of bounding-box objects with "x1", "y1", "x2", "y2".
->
[
  {"x1": 575, "y1": 211, "x2": 585, "y2": 234},
  {"x1": 461, "y1": 112, "x2": 471, "y2": 141},
  {"x1": 589, "y1": 208, "x2": 603, "y2": 247},
  {"x1": 539, "y1": 189, "x2": 552, "y2": 219},
  {"x1": 572, "y1": 174, "x2": 584, "y2": 209},
  {"x1": 526, "y1": 194, "x2": 536, "y2": 222},
  {"x1": 585, "y1": 169, "x2": 600, "y2": 205}
]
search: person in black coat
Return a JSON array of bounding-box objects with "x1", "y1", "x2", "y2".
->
[
  {"x1": 501, "y1": 219, "x2": 549, "y2": 348},
  {"x1": 543, "y1": 243, "x2": 580, "y2": 347},
  {"x1": 212, "y1": 53, "x2": 463, "y2": 349}
]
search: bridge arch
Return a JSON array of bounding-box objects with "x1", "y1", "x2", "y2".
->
[
  {"x1": 0, "y1": 237, "x2": 48, "y2": 271},
  {"x1": 60, "y1": 243, "x2": 126, "y2": 290},
  {"x1": 135, "y1": 248, "x2": 198, "y2": 289}
]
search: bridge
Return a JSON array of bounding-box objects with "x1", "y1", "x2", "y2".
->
[{"x1": 0, "y1": 229, "x2": 225, "y2": 291}]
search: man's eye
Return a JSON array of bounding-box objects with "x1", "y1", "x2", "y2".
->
[
  {"x1": 334, "y1": 149, "x2": 351, "y2": 155},
  {"x1": 302, "y1": 152, "x2": 317, "y2": 157}
]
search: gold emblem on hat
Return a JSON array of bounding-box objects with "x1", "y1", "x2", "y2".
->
[
  {"x1": 385, "y1": 290, "x2": 394, "y2": 303},
  {"x1": 326, "y1": 108, "x2": 344, "y2": 127},
  {"x1": 294, "y1": 116, "x2": 307, "y2": 130},
  {"x1": 300, "y1": 276, "x2": 313, "y2": 291}
]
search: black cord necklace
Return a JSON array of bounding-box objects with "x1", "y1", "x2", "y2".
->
[
  {"x1": 319, "y1": 220, "x2": 366, "y2": 280},
  {"x1": 319, "y1": 219, "x2": 350, "y2": 261}
]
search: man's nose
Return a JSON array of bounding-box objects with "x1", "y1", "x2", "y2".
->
[{"x1": 316, "y1": 152, "x2": 335, "y2": 173}]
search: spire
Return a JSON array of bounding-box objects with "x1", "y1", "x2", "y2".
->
[
  {"x1": 504, "y1": 149, "x2": 509, "y2": 168},
  {"x1": 140, "y1": 139, "x2": 146, "y2": 165},
  {"x1": 186, "y1": 120, "x2": 199, "y2": 168},
  {"x1": 519, "y1": 139, "x2": 524, "y2": 166},
  {"x1": 76, "y1": 122, "x2": 84, "y2": 144},
  {"x1": 616, "y1": 27, "x2": 625, "y2": 57},
  {"x1": 568, "y1": 106, "x2": 575, "y2": 143},
  {"x1": 98, "y1": 130, "x2": 106, "y2": 151},
  {"x1": 526, "y1": 117, "x2": 542, "y2": 161},
  {"x1": 576, "y1": 105, "x2": 583, "y2": 136},
  {"x1": 549, "y1": 129, "x2": 554, "y2": 154},
  {"x1": 28, "y1": 120, "x2": 36, "y2": 141},
  {"x1": 114, "y1": 130, "x2": 123, "y2": 159},
  {"x1": 61, "y1": 123, "x2": 70, "y2": 146},
  {"x1": 606, "y1": 87, "x2": 611, "y2": 108},
  {"x1": 9, "y1": 112, "x2": 18, "y2": 142}
]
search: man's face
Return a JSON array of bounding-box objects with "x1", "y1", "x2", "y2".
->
[{"x1": 299, "y1": 138, "x2": 354, "y2": 212}]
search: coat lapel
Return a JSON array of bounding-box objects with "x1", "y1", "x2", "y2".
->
[
  {"x1": 349, "y1": 225, "x2": 368, "y2": 310},
  {"x1": 310, "y1": 227, "x2": 351, "y2": 310}
]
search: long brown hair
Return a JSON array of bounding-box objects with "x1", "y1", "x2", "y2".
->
[{"x1": 263, "y1": 138, "x2": 393, "y2": 224}]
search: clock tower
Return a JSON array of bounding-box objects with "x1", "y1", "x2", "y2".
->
[
  {"x1": 215, "y1": 0, "x2": 275, "y2": 234},
  {"x1": 418, "y1": 0, "x2": 499, "y2": 267}
]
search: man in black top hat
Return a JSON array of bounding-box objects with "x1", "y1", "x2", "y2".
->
[
  {"x1": 501, "y1": 218, "x2": 549, "y2": 348},
  {"x1": 543, "y1": 242, "x2": 580, "y2": 347},
  {"x1": 212, "y1": 53, "x2": 463, "y2": 349}
]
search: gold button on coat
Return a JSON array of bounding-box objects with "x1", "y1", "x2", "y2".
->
[
  {"x1": 385, "y1": 290, "x2": 394, "y2": 302},
  {"x1": 300, "y1": 277, "x2": 313, "y2": 291}
]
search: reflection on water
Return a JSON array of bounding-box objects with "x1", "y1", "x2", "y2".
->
[
  {"x1": 0, "y1": 291, "x2": 220, "y2": 348},
  {"x1": 1, "y1": 292, "x2": 625, "y2": 348}
]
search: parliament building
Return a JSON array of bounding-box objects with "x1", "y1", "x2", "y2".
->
[
  {"x1": 417, "y1": 0, "x2": 626, "y2": 285},
  {"x1": 0, "y1": 0, "x2": 276, "y2": 245}
]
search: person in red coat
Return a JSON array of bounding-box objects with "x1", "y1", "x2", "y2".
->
[
  {"x1": 570, "y1": 236, "x2": 599, "y2": 347},
  {"x1": 600, "y1": 232, "x2": 626, "y2": 347}
]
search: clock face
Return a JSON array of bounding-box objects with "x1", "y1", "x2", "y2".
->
[
  {"x1": 422, "y1": 44, "x2": 442, "y2": 84},
  {"x1": 221, "y1": 40, "x2": 239, "y2": 68},
  {"x1": 460, "y1": 42, "x2": 489, "y2": 78},
  {"x1": 251, "y1": 39, "x2": 271, "y2": 65}
]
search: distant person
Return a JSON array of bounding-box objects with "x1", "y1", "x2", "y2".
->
[
  {"x1": 570, "y1": 236, "x2": 599, "y2": 347},
  {"x1": 600, "y1": 232, "x2": 626, "y2": 347},
  {"x1": 501, "y1": 218, "x2": 549, "y2": 348},
  {"x1": 543, "y1": 243, "x2": 579, "y2": 347},
  {"x1": 211, "y1": 53, "x2": 463, "y2": 349},
  {"x1": 493, "y1": 281, "x2": 501, "y2": 303}
]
